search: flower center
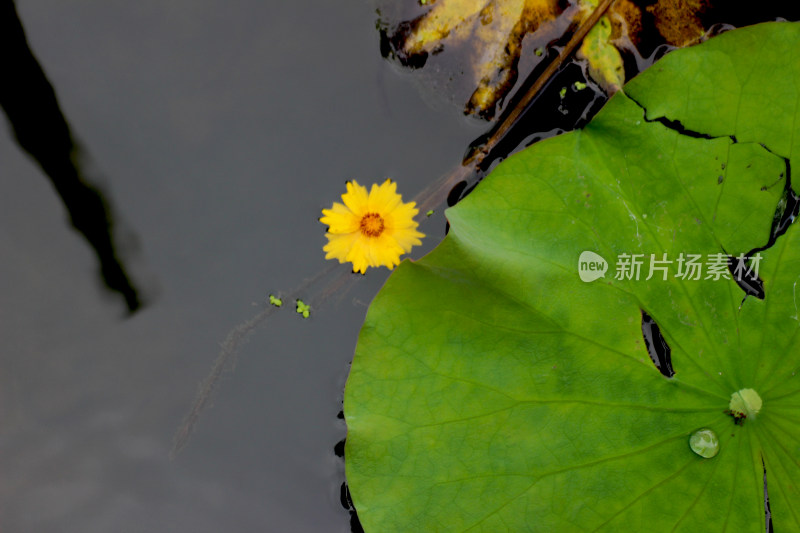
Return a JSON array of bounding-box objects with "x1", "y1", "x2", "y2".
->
[{"x1": 359, "y1": 212, "x2": 385, "y2": 237}]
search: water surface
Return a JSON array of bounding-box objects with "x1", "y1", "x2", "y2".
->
[{"x1": 0, "y1": 2, "x2": 482, "y2": 531}]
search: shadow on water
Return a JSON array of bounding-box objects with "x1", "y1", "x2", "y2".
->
[{"x1": 0, "y1": 0, "x2": 143, "y2": 313}]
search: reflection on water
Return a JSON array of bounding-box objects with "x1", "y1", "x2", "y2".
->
[
  {"x1": 0, "y1": 1, "x2": 482, "y2": 531},
  {"x1": 1, "y1": 0, "x2": 143, "y2": 312}
]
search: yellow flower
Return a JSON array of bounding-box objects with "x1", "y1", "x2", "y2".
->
[{"x1": 320, "y1": 179, "x2": 425, "y2": 274}]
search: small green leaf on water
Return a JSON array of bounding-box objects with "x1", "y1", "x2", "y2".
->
[
  {"x1": 296, "y1": 299, "x2": 310, "y2": 318},
  {"x1": 426, "y1": 210, "x2": 434, "y2": 217},
  {"x1": 559, "y1": 87, "x2": 567, "y2": 99},
  {"x1": 534, "y1": 47, "x2": 543, "y2": 57},
  {"x1": 689, "y1": 428, "x2": 720, "y2": 458},
  {"x1": 577, "y1": 15, "x2": 624, "y2": 93},
  {"x1": 268, "y1": 294, "x2": 282, "y2": 307},
  {"x1": 574, "y1": 81, "x2": 587, "y2": 91}
]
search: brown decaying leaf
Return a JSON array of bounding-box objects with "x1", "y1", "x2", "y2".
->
[
  {"x1": 391, "y1": 0, "x2": 569, "y2": 119},
  {"x1": 465, "y1": 0, "x2": 565, "y2": 116},
  {"x1": 648, "y1": 0, "x2": 711, "y2": 47},
  {"x1": 607, "y1": 0, "x2": 642, "y2": 45},
  {"x1": 381, "y1": 0, "x2": 723, "y2": 120}
]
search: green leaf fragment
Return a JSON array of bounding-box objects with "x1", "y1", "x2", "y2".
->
[
  {"x1": 426, "y1": 209, "x2": 434, "y2": 217},
  {"x1": 268, "y1": 294, "x2": 282, "y2": 307},
  {"x1": 558, "y1": 86, "x2": 567, "y2": 99},
  {"x1": 574, "y1": 81, "x2": 587, "y2": 91},
  {"x1": 295, "y1": 299, "x2": 310, "y2": 318}
]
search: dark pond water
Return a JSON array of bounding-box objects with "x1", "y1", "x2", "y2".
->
[
  {"x1": 5, "y1": 1, "x2": 795, "y2": 531},
  {"x1": 0, "y1": 2, "x2": 485, "y2": 531}
]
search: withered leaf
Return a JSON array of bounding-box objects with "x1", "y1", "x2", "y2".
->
[{"x1": 379, "y1": 0, "x2": 722, "y2": 119}]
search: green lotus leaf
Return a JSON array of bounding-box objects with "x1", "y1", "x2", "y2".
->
[{"x1": 345, "y1": 22, "x2": 800, "y2": 531}]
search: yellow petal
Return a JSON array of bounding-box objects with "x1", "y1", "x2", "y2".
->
[
  {"x1": 323, "y1": 232, "x2": 359, "y2": 262},
  {"x1": 369, "y1": 234, "x2": 405, "y2": 269},
  {"x1": 367, "y1": 179, "x2": 402, "y2": 213},
  {"x1": 342, "y1": 180, "x2": 369, "y2": 215},
  {"x1": 384, "y1": 201, "x2": 420, "y2": 229},
  {"x1": 392, "y1": 227, "x2": 426, "y2": 253},
  {"x1": 320, "y1": 202, "x2": 360, "y2": 234},
  {"x1": 345, "y1": 237, "x2": 372, "y2": 274}
]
